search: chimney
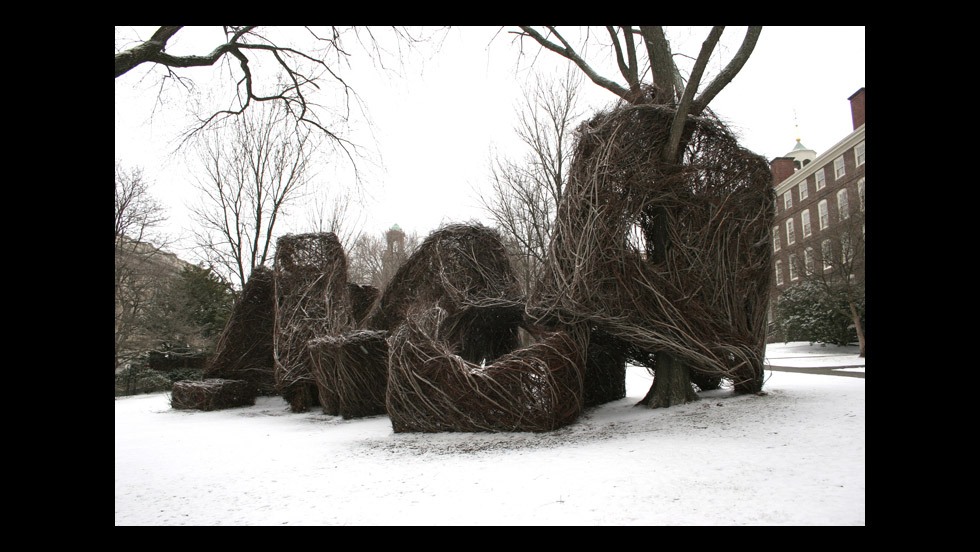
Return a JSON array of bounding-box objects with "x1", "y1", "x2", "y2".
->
[
  {"x1": 770, "y1": 157, "x2": 796, "y2": 185},
  {"x1": 848, "y1": 87, "x2": 865, "y2": 130}
]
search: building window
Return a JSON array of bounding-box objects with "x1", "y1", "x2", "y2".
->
[
  {"x1": 858, "y1": 177, "x2": 865, "y2": 211},
  {"x1": 815, "y1": 167, "x2": 826, "y2": 190},
  {"x1": 837, "y1": 189, "x2": 850, "y2": 220},
  {"x1": 822, "y1": 239, "x2": 833, "y2": 271},
  {"x1": 773, "y1": 226, "x2": 781, "y2": 252},
  {"x1": 784, "y1": 191, "x2": 792, "y2": 210},
  {"x1": 786, "y1": 218, "x2": 796, "y2": 246},
  {"x1": 799, "y1": 180, "x2": 809, "y2": 201},
  {"x1": 789, "y1": 254, "x2": 798, "y2": 281},
  {"x1": 855, "y1": 140, "x2": 866, "y2": 167},
  {"x1": 834, "y1": 155, "x2": 846, "y2": 179},
  {"x1": 818, "y1": 200, "x2": 829, "y2": 230},
  {"x1": 801, "y1": 209, "x2": 812, "y2": 238},
  {"x1": 775, "y1": 260, "x2": 783, "y2": 286},
  {"x1": 804, "y1": 247, "x2": 815, "y2": 275}
]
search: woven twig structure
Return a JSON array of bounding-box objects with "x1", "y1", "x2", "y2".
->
[
  {"x1": 366, "y1": 223, "x2": 524, "y2": 347},
  {"x1": 273, "y1": 233, "x2": 353, "y2": 412},
  {"x1": 531, "y1": 101, "x2": 775, "y2": 394},
  {"x1": 204, "y1": 266, "x2": 277, "y2": 395},
  {"x1": 370, "y1": 223, "x2": 591, "y2": 432},
  {"x1": 170, "y1": 379, "x2": 256, "y2": 411},
  {"x1": 308, "y1": 330, "x2": 389, "y2": 418},
  {"x1": 386, "y1": 307, "x2": 588, "y2": 433}
]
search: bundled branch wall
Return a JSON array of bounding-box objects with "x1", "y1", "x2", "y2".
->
[
  {"x1": 532, "y1": 101, "x2": 775, "y2": 394},
  {"x1": 308, "y1": 330, "x2": 388, "y2": 419},
  {"x1": 170, "y1": 378, "x2": 256, "y2": 411},
  {"x1": 386, "y1": 308, "x2": 588, "y2": 433},
  {"x1": 204, "y1": 266, "x2": 277, "y2": 395}
]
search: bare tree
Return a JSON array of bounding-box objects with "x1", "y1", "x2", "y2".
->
[
  {"x1": 346, "y1": 232, "x2": 385, "y2": 286},
  {"x1": 189, "y1": 101, "x2": 320, "y2": 291},
  {"x1": 478, "y1": 70, "x2": 583, "y2": 296},
  {"x1": 785, "y1": 208, "x2": 866, "y2": 356},
  {"x1": 114, "y1": 26, "x2": 435, "y2": 152},
  {"x1": 114, "y1": 162, "x2": 170, "y2": 372},
  {"x1": 513, "y1": 26, "x2": 764, "y2": 408},
  {"x1": 514, "y1": 27, "x2": 761, "y2": 162},
  {"x1": 304, "y1": 185, "x2": 364, "y2": 253},
  {"x1": 347, "y1": 229, "x2": 420, "y2": 288}
]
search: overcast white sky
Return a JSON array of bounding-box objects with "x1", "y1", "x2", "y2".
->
[{"x1": 114, "y1": 26, "x2": 865, "y2": 264}]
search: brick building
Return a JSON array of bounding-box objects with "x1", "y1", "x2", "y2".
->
[{"x1": 768, "y1": 87, "x2": 866, "y2": 337}]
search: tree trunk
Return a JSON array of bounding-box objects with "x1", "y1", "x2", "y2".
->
[
  {"x1": 850, "y1": 300, "x2": 865, "y2": 358},
  {"x1": 637, "y1": 205, "x2": 699, "y2": 408},
  {"x1": 637, "y1": 351, "x2": 700, "y2": 408}
]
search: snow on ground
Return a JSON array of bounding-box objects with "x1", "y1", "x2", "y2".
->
[{"x1": 115, "y1": 342, "x2": 865, "y2": 526}]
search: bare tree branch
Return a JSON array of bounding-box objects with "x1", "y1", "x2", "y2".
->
[
  {"x1": 691, "y1": 26, "x2": 762, "y2": 114},
  {"x1": 116, "y1": 25, "x2": 441, "y2": 178},
  {"x1": 637, "y1": 26, "x2": 679, "y2": 102},
  {"x1": 607, "y1": 26, "x2": 640, "y2": 95},
  {"x1": 663, "y1": 26, "x2": 724, "y2": 162},
  {"x1": 517, "y1": 26, "x2": 631, "y2": 101}
]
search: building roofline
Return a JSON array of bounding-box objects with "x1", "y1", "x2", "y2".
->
[{"x1": 774, "y1": 124, "x2": 865, "y2": 195}]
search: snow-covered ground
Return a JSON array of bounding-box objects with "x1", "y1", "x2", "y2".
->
[
  {"x1": 764, "y1": 341, "x2": 865, "y2": 373},
  {"x1": 115, "y1": 341, "x2": 865, "y2": 526}
]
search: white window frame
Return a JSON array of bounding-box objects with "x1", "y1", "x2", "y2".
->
[
  {"x1": 834, "y1": 155, "x2": 846, "y2": 179},
  {"x1": 801, "y1": 209, "x2": 812, "y2": 238},
  {"x1": 822, "y1": 239, "x2": 833, "y2": 271},
  {"x1": 784, "y1": 191, "x2": 792, "y2": 210},
  {"x1": 855, "y1": 140, "x2": 866, "y2": 167},
  {"x1": 775, "y1": 260, "x2": 784, "y2": 286},
  {"x1": 786, "y1": 218, "x2": 796, "y2": 246},
  {"x1": 837, "y1": 189, "x2": 850, "y2": 220},
  {"x1": 773, "y1": 226, "x2": 781, "y2": 252},
  {"x1": 818, "y1": 200, "x2": 829, "y2": 230},
  {"x1": 798, "y1": 180, "x2": 808, "y2": 201},
  {"x1": 804, "y1": 247, "x2": 815, "y2": 275},
  {"x1": 815, "y1": 167, "x2": 826, "y2": 190},
  {"x1": 789, "y1": 254, "x2": 798, "y2": 281}
]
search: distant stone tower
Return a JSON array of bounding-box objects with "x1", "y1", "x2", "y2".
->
[{"x1": 376, "y1": 224, "x2": 407, "y2": 288}]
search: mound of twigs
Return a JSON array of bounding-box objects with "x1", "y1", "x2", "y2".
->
[
  {"x1": 273, "y1": 233, "x2": 353, "y2": 412},
  {"x1": 366, "y1": 223, "x2": 524, "y2": 347},
  {"x1": 308, "y1": 330, "x2": 389, "y2": 419},
  {"x1": 532, "y1": 100, "x2": 775, "y2": 394},
  {"x1": 204, "y1": 266, "x2": 277, "y2": 395},
  {"x1": 170, "y1": 378, "x2": 256, "y2": 411},
  {"x1": 386, "y1": 307, "x2": 588, "y2": 433}
]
